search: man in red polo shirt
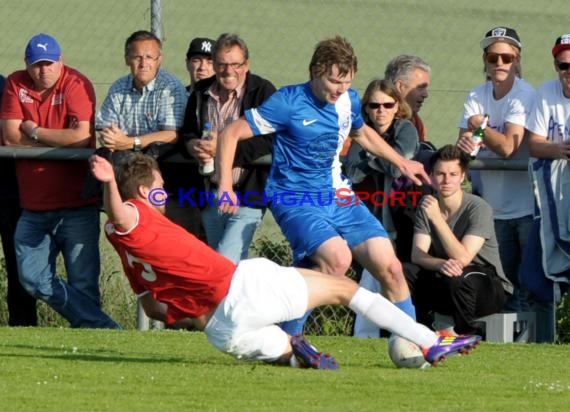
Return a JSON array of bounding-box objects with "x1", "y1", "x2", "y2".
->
[{"x1": 0, "y1": 33, "x2": 118, "y2": 328}]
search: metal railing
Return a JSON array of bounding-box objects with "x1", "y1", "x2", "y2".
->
[{"x1": 0, "y1": 147, "x2": 528, "y2": 170}]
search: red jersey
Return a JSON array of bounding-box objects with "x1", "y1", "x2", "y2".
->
[
  {"x1": 0, "y1": 66, "x2": 97, "y2": 210},
  {"x1": 105, "y1": 199, "x2": 236, "y2": 324}
]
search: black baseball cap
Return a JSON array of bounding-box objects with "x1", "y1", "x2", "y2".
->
[
  {"x1": 480, "y1": 27, "x2": 522, "y2": 50},
  {"x1": 186, "y1": 37, "x2": 215, "y2": 59}
]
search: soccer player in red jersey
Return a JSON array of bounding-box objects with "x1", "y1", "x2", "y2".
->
[{"x1": 90, "y1": 152, "x2": 481, "y2": 368}]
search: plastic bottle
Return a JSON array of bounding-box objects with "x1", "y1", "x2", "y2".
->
[
  {"x1": 199, "y1": 122, "x2": 214, "y2": 176},
  {"x1": 470, "y1": 114, "x2": 489, "y2": 158}
]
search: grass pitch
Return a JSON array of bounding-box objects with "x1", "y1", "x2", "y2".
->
[
  {"x1": 1, "y1": 3, "x2": 570, "y2": 410},
  {"x1": 1, "y1": 327, "x2": 569, "y2": 411}
]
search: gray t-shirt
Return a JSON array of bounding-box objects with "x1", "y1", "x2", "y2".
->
[{"x1": 414, "y1": 193, "x2": 513, "y2": 293}]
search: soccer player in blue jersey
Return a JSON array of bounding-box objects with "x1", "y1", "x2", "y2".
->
[{"x1": 216, "y1": 36, "x2": 430, "y2": 335}]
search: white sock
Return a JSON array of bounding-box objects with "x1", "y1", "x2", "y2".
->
[{"x1": 348, "y1": 287, "x2": 438, "y2": 348}]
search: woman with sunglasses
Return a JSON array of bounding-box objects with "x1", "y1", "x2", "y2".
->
[
  {"x1": 345, "y1": 79, "x2": 420, "y2": 235},
  {"x1": 456, "y1": 27, "x2": 536, "y2": 315},
  {"x1": 343, "y1": 78, "x2": 420, "y2": 337}
]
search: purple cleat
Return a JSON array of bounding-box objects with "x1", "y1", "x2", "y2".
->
[
  {"x1": 290, "y1": 335, "x2": 339, "y2": 370},
  {"x1": 422, "y1": 334, "x2": 482, "y2": 366}
]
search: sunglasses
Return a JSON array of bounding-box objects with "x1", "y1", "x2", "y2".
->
[
  {"x1": 367, "y1": 102, "x2": 397, "y2": 110},
  {"x1": 556, "y1": 61, "x2": 570, "y2": 71},
  {"x1": 485, "y1": 53, "x2": 517, "y2": 64}
]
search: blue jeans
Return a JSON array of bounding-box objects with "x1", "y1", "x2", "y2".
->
[
  {"x1": 201, "y1": 205, "x2": 264, "y2": 263},
  {"x1": 15, "y1": 205, "x2": 119, "y2": 328},
  {"x1": 494, "y1": 215, "x2": 533, "y2": 312}
]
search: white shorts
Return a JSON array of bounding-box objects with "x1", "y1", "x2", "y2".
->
[{"x1": 204, "y1": 258, "x2": 308, "y2": 362}]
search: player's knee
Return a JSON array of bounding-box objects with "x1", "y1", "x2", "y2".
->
[
  {"x1": 312, "y1": 242, "x2": 352, "y2": 276},
  {"x1": 387, "y1": 258, "x2": 405, "y2": 282},
  {"x1": 321, "y1": 252, "x2": 352, "y2": 277},
  {"x1": 375, "y1": 258, "x2": 402, "y2": 280},
  {"x1": 374, "y1": 258, "x2": 408, "y2": 290}
]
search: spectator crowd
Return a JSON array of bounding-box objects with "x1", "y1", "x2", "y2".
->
[{"x1": 1, "y1": 27, "x2": 569, "y2": 345}]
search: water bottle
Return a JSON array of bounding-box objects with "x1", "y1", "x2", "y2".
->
[
  {"x1": 470, "y1": 114, "x2": 489, "y2": 158},
  {"x1": 199, "y1": 122, "x2": 215, "y2": 176}
]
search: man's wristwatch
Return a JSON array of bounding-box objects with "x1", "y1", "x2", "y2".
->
[
  {"x1": 30, "y1": 127, "x2": 39, "y2": 142},
  {"x1": 133, "y1": 136, "x2": 142, "y2": 151}
]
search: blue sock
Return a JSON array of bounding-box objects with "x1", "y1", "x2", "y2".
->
[
  {"x1": 394, "y1": 297, "x2": 416, "y2": 321},
  {"x1": 280, "y1": 310, "x2": 312, "y2": 335}
]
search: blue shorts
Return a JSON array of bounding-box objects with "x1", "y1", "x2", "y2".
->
[{"x1": 270, "y1": 195, "x2": 388, "y2": 265}]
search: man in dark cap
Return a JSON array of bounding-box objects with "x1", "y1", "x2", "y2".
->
[{"x1": 185, "y1": 37, "x2": 216, "y2": 92}]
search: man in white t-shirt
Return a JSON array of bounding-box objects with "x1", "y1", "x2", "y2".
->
[
  {"x1": 522, "y1": 33, "x2": 570, "y2": 342},
  {"x1": 456, "y1": 27, "x2": 536, "y2": 313},
  {"x1": 527, "y1": 34, "x2": 570, "y2": 149}
]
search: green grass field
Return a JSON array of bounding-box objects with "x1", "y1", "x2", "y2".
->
[
  {"x1": 2, "y1": 2, "x2": 570, "y2": 409},
  {"x1": 1, "y1": 328, "x2": 570, "y2": 411}
]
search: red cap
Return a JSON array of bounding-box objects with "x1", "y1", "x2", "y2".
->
[{"x1": 552, "y1": 34, "x2": 570, "y2": 57}]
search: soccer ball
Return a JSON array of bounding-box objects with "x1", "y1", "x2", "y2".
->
[{"x1": 388, "y1": 335, "x2": 430, "y2": 369}]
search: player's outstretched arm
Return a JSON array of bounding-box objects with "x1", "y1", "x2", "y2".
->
[
  {"x1": 351, "y1": 124, "x2": 430, "y2": 185},
  {"x1": 216, "y1": 117, "x2": 254, "y2": 214},
  {"x1": 89, "y1": 154, "x2": 137, "y2": 232}
]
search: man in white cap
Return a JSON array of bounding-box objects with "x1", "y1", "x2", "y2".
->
[
  {"x1": 0, "y1": 33, "x2": 119, "y2": 328},
  {"x1": 522, "y1": 33, "x2": 570, "y2": 342},
  {"x1": 456, "y1": 26, "x2": 536, "y2": 315}
]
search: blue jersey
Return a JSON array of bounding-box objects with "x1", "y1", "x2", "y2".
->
[{"x1": 244, "y1": 82, "x2": 364, "y2": 195}]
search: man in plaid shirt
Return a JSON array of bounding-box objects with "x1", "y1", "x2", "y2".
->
[{"x1": 95, "y1": 30, "x2": 197, "y2": 235}]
